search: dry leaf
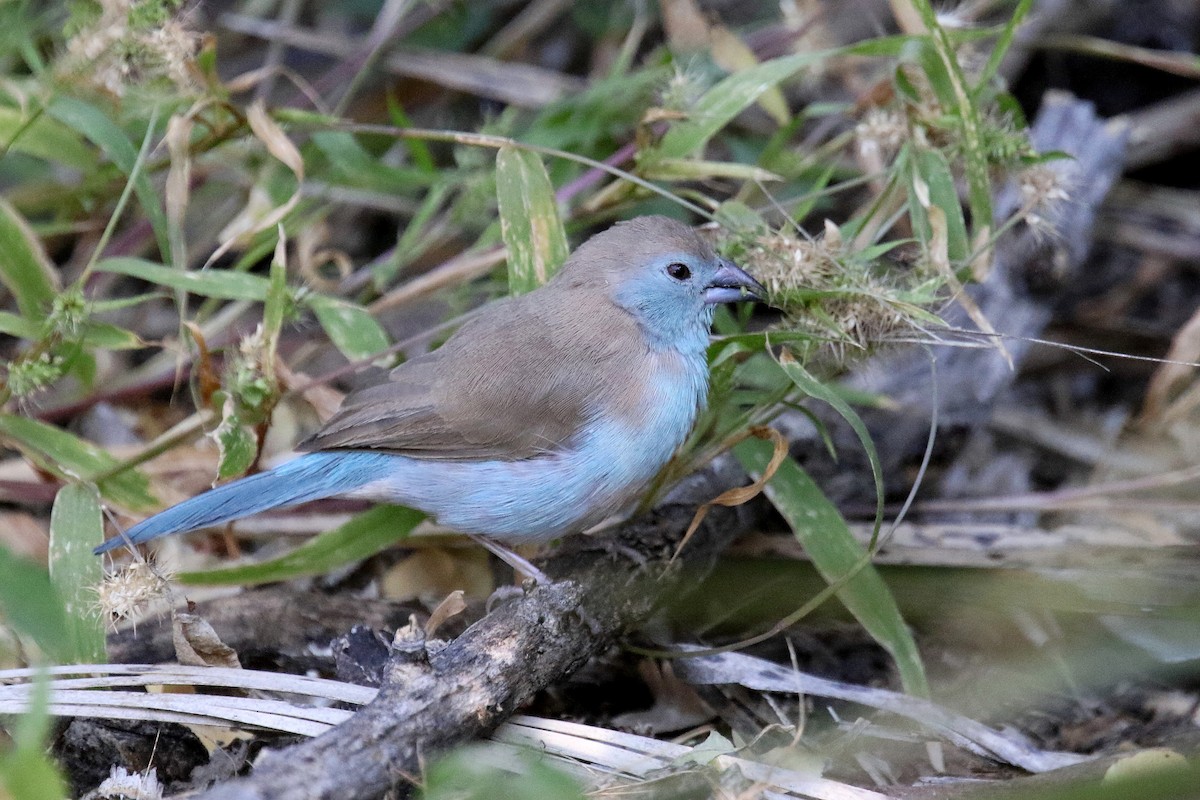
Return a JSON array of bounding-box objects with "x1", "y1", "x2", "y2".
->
[
  {"x1": 424, "y1": 590, "x2": 466, "y2": 638},
  {"x1": 173, "y1": 610, "x2": 242, "y2": 670},
  {"x1": 1140, "y1": 304, "x2": 1200, "y2": 426},
  {"x1": 246, "y1": 100, "x2": 304, "y2": 177},
  {"x1": 164, "y1": 113, "x2": 193, "y2": 250},
  {"x1": 208, "y1": 101, "x2": 304, "y2": 268},
  {"x1": 672, "y1": 426, "x2": 788, "y2": 562}
]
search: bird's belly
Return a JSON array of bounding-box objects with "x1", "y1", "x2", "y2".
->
[{"x1": 352, "y1": 368, "x2": 702, "y2": 543}]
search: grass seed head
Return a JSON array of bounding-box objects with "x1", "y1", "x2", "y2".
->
[
  {"x1": 61, "y1": 0, "x2": 199, "y2": 97},
  {"x1": 1017, "y1": 162, "x2": 1071, "y2": 236},
  {"x1": 96, "y1": 560, "x2": 171, "y2": 626}
]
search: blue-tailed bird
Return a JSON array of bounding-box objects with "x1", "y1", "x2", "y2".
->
[{"x1": 94, "y1": 216, "x2": 764, "y2": 573}]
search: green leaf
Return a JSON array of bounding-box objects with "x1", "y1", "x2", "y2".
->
[
  {"x1": 0, "y1": 106, "x2": 96, "y2": 170},
  {"x1": 310, "y1": 130, "x2": 433, "y2": 193},
  {"x1": 0, "y1": 414, "x2": 157, "y2": 511},
  {"x1": 81, "y1": 321, "x2": 145, "y2": 349},
  {"x1": 0, "y1": 671, "x2": 70, "y2": 800},
  {"x1": 974, "y1": 0, "x2": 1034, "y2": 97},
  {"x1": 893, "y1": 62, "x2": 922, "y2": 103},
  {"x1": 385, "y1": 97, "x2": 435, "y2": 172},
  {"x1": 0, "y1": 547, "x2": 72, "y2": 663},
  {"x1": 425, "y1": 744, "x2": 584, "y2": 800},
  {"x1": 714, "y1": 199, "x2": 768, "y2": 232},
  {"x1": 213, "y1": 401, "x2": 258, "y2": 481},
  {"x1": 912, "y1": 37, "x2": 957, "y2": 109},
  {"x1": 911, "y1": 147, "x2": 969, "y2": 263},
  {"x1": 306, "y1": 294, "x2": 390, "y2": 361},
  {"x1": 656, "y1": 37, "x2": 910, "y2": 160},
  {"x1": 0, "y1": 310, "x2": 41, "y2": 338},
  {"x1": 773, "y1": 353, "x2": 885, "y2": 543},
  {"x1": 97, "y1": 257, "x2": 272, "y2": 300},
  {"x1": 906, "y1": 2, "x2": 993, "y2": 242},
  {"x1": 496, "y1": 145, "x2": 569, "y2": 294},
  {"x1": 789, "y1": 160, "x2": 839, "y2": 222},
  {"x1": 373, "y1": 181, "x2": 452, "y2": 286},
  {"x1": 0, "y1": 197, "x2": 60, "y2": 320},
  {"x1": 641, "y1": 157, "x2": 781, "y2": 182},
  {"x1": 0, "y1": 309, "x2": 142, "y2": 350},
  {"x1": 47, "y1": 96, "x2": 172, "y2": 263},
  {"x1": 657, "y1": 50, "x2": 835, "y2": 160},
  {"x1": 48, "y1": 483, "x2": 106, "y2": 664},
  {"x1": 262, "y1": 241, "x2": 290, "y2": 350},
  {"x1": 734, "y1": 438, "x2": 929, "y2": 698},
  {"x1": 65, "y1": 348, "x2": 97, "y2": 392},
  {"x1": 180, "y1": 505, "x2": 425, "y2": 586},
  {"x1": 91, "y1": 292, "x2": 168, "y2": 313}
]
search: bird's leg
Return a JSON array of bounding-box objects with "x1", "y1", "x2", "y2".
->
[{"x1": 469, "y1": 534, "x2": 551, "y2": 585}]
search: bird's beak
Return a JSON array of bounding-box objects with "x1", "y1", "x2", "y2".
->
[{"x1": 704, "y1": 259, "x2": 767, "y2": 305}]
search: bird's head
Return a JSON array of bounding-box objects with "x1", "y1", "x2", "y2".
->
[{"x1": 557, "y1": 216, "x2": 764, "y2": 352}]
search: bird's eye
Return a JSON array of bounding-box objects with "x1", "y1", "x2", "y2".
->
[{"x1": 666, "y1": 262, "x2": 691, "y2": 281}]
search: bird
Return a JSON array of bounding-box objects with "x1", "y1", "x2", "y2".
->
[{"x1": 94, "y1": 216, "x2": 765, "y2": 576}]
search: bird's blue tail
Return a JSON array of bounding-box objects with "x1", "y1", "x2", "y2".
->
[{"x1": 94, "y1": 451, "x2": 398, "y2": 554}]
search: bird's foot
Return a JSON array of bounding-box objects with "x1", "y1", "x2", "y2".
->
[
  {"x1": 485, "y1": 584, "x2": 527, "y2": 613},
  {"x1": 469, "y1": 534, "x2": 551, "y2": 585}
]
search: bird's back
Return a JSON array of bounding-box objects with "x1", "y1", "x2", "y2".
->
[{"x1": 301, "y1": 280, "x2": 655, "y2": 462}]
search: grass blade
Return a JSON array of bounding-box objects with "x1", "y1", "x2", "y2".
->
[
  {"x1": 975, "y1": 0, "x2": 1034, "y2": 94},
  {"x1": 48, "y1": 483, "x2": 106, "y2": 664},
  {"x1": 0, "y1": 414, "x2": 157, "y2": 511},
  {"x1": 910, "y1": 147, "x2": 969, "y2": 264},
  {"x1": 657, "y1": 37, "x2": 907, "y2": 160},
  {"x1": 47, "y1": 96, "x2": 171, "y2": 263},
  {"x1": 734, "y1": 437, "x2": 929, "y2": 697},
  {"x1": 305, "y1": 294, "x2": 391, "y2": 362},
  {"x1": 496, "y1": 145, "x2": 568, "y2": 294},
  {"x1": 906, "y1": 2, "x2": 993, "y2": 257},
  {"x1": 0, "y1": 548, "x2": 71, "y2": 663},
  {"x1": 96, "y1": 257, "x2": 272, "y2": 301},
  {"x1": 0, "y1": 197, "x2": 59, "y2": 320},
  {"x1": 0, "y1": 106, "x2": 95, "y2": 170},
  {"x1": 773, "y1": 351, "x2": 885, "y2": 543},
  {"x1": 658, "y1": 50, "x2": 834, "y2": 160},
  {"x1": 180, "y1": 505, "x2": 425, "y2": 586},
  {"x1": 0, "y1": 671, "x2": 68, "y2": 800}
]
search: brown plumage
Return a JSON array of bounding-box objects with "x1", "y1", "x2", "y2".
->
[{"x1": 298, "y1": 216, "x2": 719, "y2": 461}]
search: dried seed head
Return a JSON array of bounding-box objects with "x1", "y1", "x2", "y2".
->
[
  {"x1": 733, "y1": 223, "x2": 920, "y2": 361},
  {"x1": 1017, "y1": 163, "x2": 1071, "y2": 236},
  {"x1": 855, "y1": 108, "x2": 907, "y2": 162},
  {"x1": 740, "y1": 227, "x2": 838, "y2": 302},
  {"x1": 95, "y1": 560, "x2": 171, "y2": 626},
  {"x1": 61, "y1": 0, "x2": 200, "y2": 97}
]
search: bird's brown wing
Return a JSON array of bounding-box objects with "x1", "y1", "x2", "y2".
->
[{"x1": 297, "y1": 288, "x2": 635, "y2": 461}]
